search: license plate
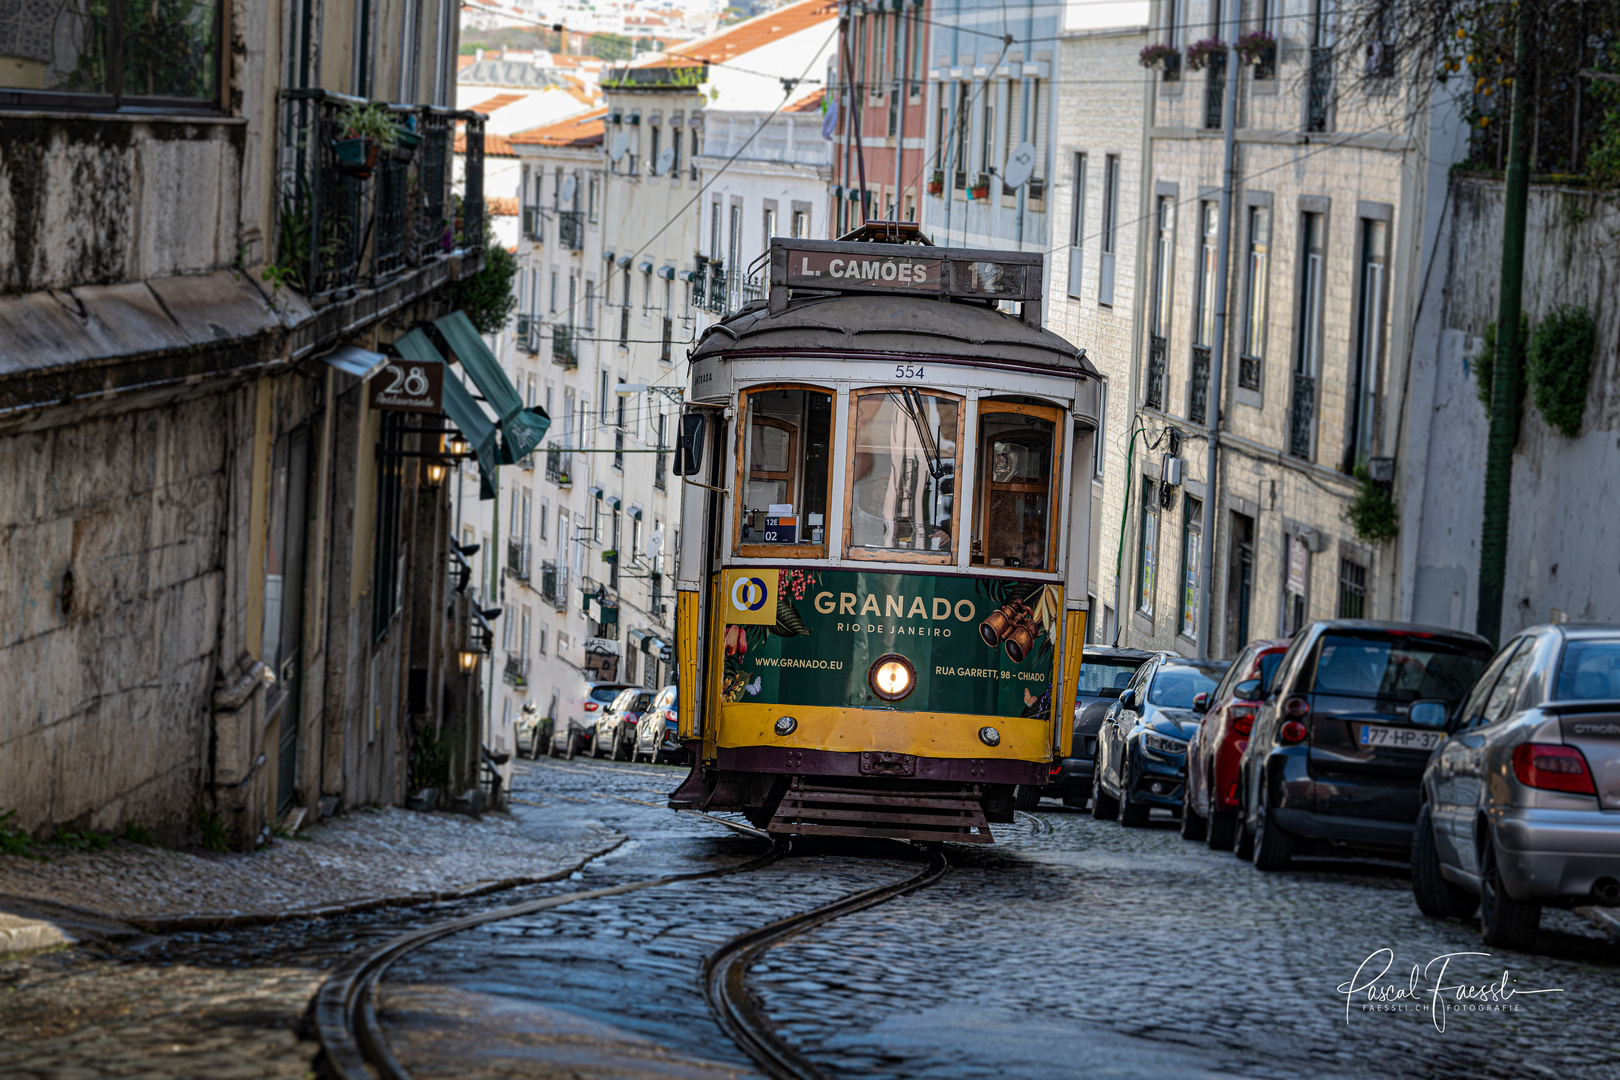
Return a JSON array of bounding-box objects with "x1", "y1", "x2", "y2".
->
[{"x1": 1358, "y1": 724, "x2": 1442, "y2": 751}]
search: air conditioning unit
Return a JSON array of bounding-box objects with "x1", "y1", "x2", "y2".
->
[{"x1": 1162, "y1": 455, "x2": 1184, "y2": 487}]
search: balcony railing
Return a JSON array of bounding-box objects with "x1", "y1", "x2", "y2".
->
[
  {"x1": 1189, "y1": 346, "x2": 1211, "y2": 425},
  {"x1": 619, "y1": 307, "x2": 631, "y2": 347},
  {"x1": 515, "y1": 314, "x2": 539, "y2": 354},
  {"x1": 1239, "y1": 354, "x2": 1262, "y2": 392},
  {"x1": 740, "y1": 274, "x2": 764, "y2": 306},
  {"x1": 1203, "y1": 53, "x2": 1226, "y2": 130},
  {"x1": 544, "y1": 445, "x2": 570, "y2": 485},
  {"x1": 1307, "y1": 47, "x2": 1333, "y2": 133},
  {"x1": 706, "y1": 265, "x2": 727, "y2": 314},
  {"x1": 275, "y1": 91, "x2": 483, "y2": 302},
  {"x1": 540, "y1": 561, "x2": 569, "y2": 609},
  {"x1": 1145, "y1": 334, "x2": 1167, "y2": 411},
  {"x1": 521, "y1": 204, "x2": 542, "y2": 243},
  {"x1": 660, "y1": 316, "x2": 673, "y2": 363},
  {"x1": 558, "y1": 210, "x2": 584, "y2": 251},
  {"x1": 507, "y1": 539, "x2": 530, "y2": 581},
  {"x1": 503, "y1": 654, "x2": 529, "y2": 687},
  {"x1": 1289, "y1": 372, "x2": 1316, "y2": 458},
  {"x1": 552, "y1": 325, "x2": 577, "y2": 368}
]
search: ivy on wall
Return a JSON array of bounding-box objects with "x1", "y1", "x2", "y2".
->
[
  {"x1": 1472, "y1": 312, "x2": 1528, "y2": 412},
  {"x1": 453, "y1": 240, "x2": 519, "y2": 335},
  {"x1": 1527, "y1": 304, "x2": 1597, "y2": 437},
  {"x1": 1345, "y1": 464, "x2": 1399, "y2": 545}
]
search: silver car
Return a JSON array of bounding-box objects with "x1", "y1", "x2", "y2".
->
[{"x1": 1413, "y1": 623, "x2": 1620, "y2": 949}]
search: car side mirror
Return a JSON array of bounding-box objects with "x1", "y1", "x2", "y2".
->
[
  {"x1": 675, "y1": 412, "x2": 706, "y2": 476},
  {"x1": 1192, "y1": 692, "x2": 1209, "y2": 714},
  {"x1": 1118, "y1": 688, "x2": 1137, "y2": 710},
  {"x1": 1410, "y1": 700, "x2": 1448, "y2": 729},
  {"x1": 1234, "y1": 678, "x2": 1261, "y2": 699}
]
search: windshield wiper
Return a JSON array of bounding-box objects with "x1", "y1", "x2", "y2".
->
[{"x1": 892, "y1": 388, "x2": 946, "y2": 480}]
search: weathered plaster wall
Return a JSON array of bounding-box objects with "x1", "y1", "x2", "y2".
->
[{"x1": 1410, "y1": 177, "x2": 1620, "y2": 636}]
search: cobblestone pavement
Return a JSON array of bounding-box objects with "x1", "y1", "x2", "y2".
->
[{"x1": 0, "y1": 805, "x2": 619, "y2": 923}]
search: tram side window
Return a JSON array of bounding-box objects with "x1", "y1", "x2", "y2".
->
[
  {"x1": 739, "y1": 387, "x2": 833, "y2": 549},
  {"x1": 971, "y1": 403, "x2": 1061, "y2": 571},
  {"x1": 847, "y1": 390, "x2": 960, "y2": 558}
]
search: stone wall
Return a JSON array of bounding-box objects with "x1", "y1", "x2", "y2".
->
[{"x1": 1407, "y1": 177, "x2": 1620, "y2": 635}]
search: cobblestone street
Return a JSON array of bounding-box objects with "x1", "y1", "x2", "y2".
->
[{"x1": 3, "y1": 759, "x2": 1619, "y2": 1079}]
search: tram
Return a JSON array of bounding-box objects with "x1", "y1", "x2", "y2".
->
[{"x1": 669, "y1": 224, "x2": 1100, "y2": 843}]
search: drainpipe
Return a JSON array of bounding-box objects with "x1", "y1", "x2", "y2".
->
[
  {"x1": 892, "y1": 6, "x2": 907, "y2": 211},
  {"x1": 1196, "y1": 22, "x2": 1239, "y2": 658}
]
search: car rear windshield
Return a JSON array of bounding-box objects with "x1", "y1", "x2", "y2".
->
[
  {"x1": 1078, "y1": 661, "x2": 1143, "y2": 698},
  {"x1": 1556, "y1": 640, "x2": 1620, "y2": 700},
  {"x1": 591, "y1": 686, "x2": 626, "y2": 703},
  {"x1": 1310, "y1": 634, "x2": 1490, "y2": 703},
  {"x1": 1147, "y1": 665, "x2": 1222, "y2": 709}
]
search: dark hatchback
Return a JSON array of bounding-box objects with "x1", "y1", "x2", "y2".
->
[
  {"x1": 1238, "y1": 621, "x2": 1494, "y2": 869},
  {"x1": 1022, "y1": 647, "x2": 1158, "y2": 809}
]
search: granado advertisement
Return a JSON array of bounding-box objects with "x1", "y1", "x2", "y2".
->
[{"x1": 719, "y1": 568, "x2": 1062, "y2": 721}]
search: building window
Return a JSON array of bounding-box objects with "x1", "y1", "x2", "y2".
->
[
  {"x1": 649, "y1": 125, "x2": 661, "y2": 173},
  {"x1": 1195, "y1": 202, "x2": 1218, "y2": 347},
  {"x1": 1179, "y1": 497, "x2": 1203, "y2": 639},
  {"x1": 655, "y1": 414, "x2": 668, "y2": 490},
  {"x1": 762, "y1": 208, "x2": 777, "y2": 253},
  {"x1": 710, "y1": 201, "x2": 723, "y2": 260},
  {"x1": 1290, "y1": 211, "x2": 1325, "y2": 459},
  {"x1": 792, "y1": 210, "x2": 809, "y2": 238},
  {"x1": 1067, "y1": 152, "x2": 1086, "y2": 299},
  {"x1": 1093, "y1": 379, "x2": 1108, "y2": 477},
  {"x1": 1240, "y1": 205, "x2": 1270, "y2": 391},
  {"x1": 1, "y1": 0, "x2": 223, "y2": 108},
  {"x1": 600, "y1": 371, "x2": 611, "y2": 423},
  {"x1": 1349, "y1": 218, "x2": 1388, "y2": 469},
  {"x1": 549, "y1": 271, "x2": 558, "y2": 312},
  {"x1": 952, "y1": 83, "x2": 969, "y2": 189},
  {"x1": 588, "y1": 176, "x2": 600, "y2": 222},
  {"x1": 979, "y1": 89, "x2": 996, "y2": 179},
  {"x1": 728, "y1": 204, "x2": 743, "y2": 307},
  {"x1": 539, "y1": 498, "x2": 549, "y2": 541},
  {"x1": 1153, "y1": 196, "x2": 1176, "y2": 337},
  {"x1": 539, "y1": 624, "x2": 547, "y2": 655},
  {"x1": 1283, "y1": 532, "x2": 1310, "y2": 636},
  {"x1": 1137, "y1": 478, "x2": 1159, "y2": 615},
  {"x1": 1099, "y1": 155, "x2": 1119, "y2": 306},
  {"x1": 585, "y1": 280, "x2": 596, "y2": 331},
  {"x1": 1338, "y1": 555, "x2": 1368, "y2": 618}
]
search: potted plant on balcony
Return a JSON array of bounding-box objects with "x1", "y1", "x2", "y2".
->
[
  {"x1": 393, "y1": 115, "x2": 423, "y2": 163},
  {"x1": 927, "y1": 169, "x2": 944, "y2": 196},
  {"x1": 969, "y1": 173, "x2": 990, "y2": 200},
  {"x1": 1138, "y1": 42, "x2": 1180, "y2": 74},
  {"x1": 1236, "y1": 29, "x2": 1276, "y2": 67},
  {"x1": 1184, "y1": 38, "x2": 1227, "y2": 72},
  {"x1": 601, "y1": 548, "x2": 618, "y2": 564},
  {"x1": 334, "y1": 101, "x2": 401, "y2": 179}
]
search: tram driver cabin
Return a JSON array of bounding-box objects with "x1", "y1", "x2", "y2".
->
[{"x1": 669, "y1": 230, "x2": 1101, "y2": 843}]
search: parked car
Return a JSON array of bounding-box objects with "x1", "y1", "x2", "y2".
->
[
  {"x1": 1183, "y1": 639, "x2": 1292, "y2": 848},
  {"x1": 634, "y1": 685, "x2": 682, "y2": 764},
  {"x1": 593, "y1": 686, "x2": 655, "y2": 760},
  {"x1": 1412, "y1": 623, "x2": 1620, "y2": 949},
  {"x1": 551, "y1": 681, "x2": 635, "y2": 758},
  {"x1": 1237, "y1": 620, "x2": 1493, "y2": 871},
  {"x1": 1093, "y1": 656, "x2": 1229, "y2": 826},
  {"x1": 1017, "y1": 647, "x2": 1158, "y2": 810},
  {"x1": 515, "y1": 705, "x2": 554, "y2": 760}
]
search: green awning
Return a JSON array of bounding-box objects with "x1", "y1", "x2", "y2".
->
[
  {"x1": 394, "y1": 329, "x2": 500, "y2": 500},
  {"x1": 434, "y1": 311, "x2": 551, "y2": 464}
]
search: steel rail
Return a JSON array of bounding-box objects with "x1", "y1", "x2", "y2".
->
[
  {"x1": 313, "y1": 811, "x2": 783, "y2": 1080},
  {"x1": 702, "y1": 843, "x2": 951, "y2": 1080}
]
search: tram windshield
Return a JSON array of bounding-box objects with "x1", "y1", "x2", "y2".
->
[
  {"x1": 738, "y1": 387, "x2": 833, "y2": 553},
  {"x1": 847, "y1": 389, "x2": 960, "y2": 559},
  {"x1": 971, "y1": 402, "x2": 1060, "y2": 572}
]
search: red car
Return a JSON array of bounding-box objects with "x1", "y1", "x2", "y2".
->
[{"x1": 1181, "y1": 639, "x2": 1291, "y2": 850}]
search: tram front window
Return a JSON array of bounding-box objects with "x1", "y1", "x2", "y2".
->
[
  {"x1": 847, "y1": 389, "x2": 960, "y2": 559},
  {"x1": 738, "y1": 386, "x2": 832, "y2": 552},
  {"x1": 972, "y1": 402, "x2": 1061, "y2": 572}
]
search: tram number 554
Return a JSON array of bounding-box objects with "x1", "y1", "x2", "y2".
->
[{"x1": 894, "y1": 363, "x2": 926, "y2": 380}]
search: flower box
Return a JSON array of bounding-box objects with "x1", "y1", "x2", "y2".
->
[
  {"x1": 1138, "y1": 42, "x2": 1180, "y2": 72},
  {"x1": 1184, "y1": 38, "x2": 1228, "y2": 73},
  {"x1": 927, "y1": 170, "x2": 944, "y2": 196},
  {"x1": 392, "y1": 127, "x2": 422, "y2": 163},
  {"x1": 1236, "y1": 30, "x2": 1277, "y2": 69},
  {"x1": 968, "y1": 173, "x2": 990, "y2": 200},
  {"x1": 334, "y1": 136, "x2": 381, "y2": 178}
]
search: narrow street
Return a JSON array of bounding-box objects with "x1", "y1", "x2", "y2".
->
[{"x1": 6, "y1": 758, "x2": 1617, "y2": 1080}]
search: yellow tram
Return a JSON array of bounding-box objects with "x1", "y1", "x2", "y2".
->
[{"x1": 669, "y1": 227, "x2": 1100, "y2": 842}]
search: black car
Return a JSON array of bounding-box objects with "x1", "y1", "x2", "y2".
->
[
  {"x1": 1019, "y1": 647, "x2": 1158, "y2": 809},
  {"x1": 1237, "y1": 620, "x2": 1493, "y2": 870},
  {"x1": 1093, "y1": 655, "x2": 1229, "y2": 826}
]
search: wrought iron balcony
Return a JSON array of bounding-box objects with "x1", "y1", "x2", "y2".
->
[
  {"x1": 558, "y1": 210, "x2": 584, "y2": 252},
  {"x1": 740, "y1": 274, "x2": 764, "y2": 306},
  {"x1": 1203, "y1": 53, "x2": 1226, "y2": 130},
  {"x1": 515, "y1": 314, "x2": 539, "y2": 354},
  {"x1": 545, "y1": 445, "x2": 571, "y2": 485},
  {"x1": 1239, "y1": 354, "x2": 1262, "y2": 392},
  {"x1": 507, "y1": 539, "x2": 530, "y2": 581},
  {"x1": 503, "y1": 654, "x2": 529, "y2": 687},
  {"x1": 706, "y1": 265, "x2": 727, "y2": 314},
  {"x1": 691, "y1": 260, "x2": 709, "y2": 308},
  {"x1": 1189, "y1": 345, "x2": 1211, "y2": 426},
  {"x1": 660, "y1": 316, "x2": 673, "y2": 364},
  {"x1": 619, "y1": 307, "x2": 630, "y2": 347},
  {"x1": 1307, "y1": 47, "x2": 1333, "y2": 133},
  {"x1": 552, "y1": 325, "x2": 577, "y2": 369},
  {"x1": 1289, "y1": 372, "x2": 1316, "y2": 459},
  {"x1": 541, "y1": 561, "x2": 569, "y2": 609},
  {"x1": 1145, "y1": 334, "x2": 1167, "y2": 411}
]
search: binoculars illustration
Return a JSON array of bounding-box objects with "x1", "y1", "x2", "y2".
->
[{"x1": 979, "y1": 599, "x2": 1038, "y2": 663}]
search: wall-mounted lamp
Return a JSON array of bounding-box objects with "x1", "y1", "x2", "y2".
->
[
  {"x1": 425, "y1": 461, "x2": 447, "y2": 487},
  {"x1": 458, "y1": 650, "x2": 480, "y2": 674},
  {"x1": 447, "y1": 433, "x2": 471, "y2": 457}
]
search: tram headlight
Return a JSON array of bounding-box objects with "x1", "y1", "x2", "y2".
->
[
  {"x1": 774, "y1": 716, "x2": 798, "y2": 736},
  {"x1": 868, "y1": 654, "x2": 916, "y2": 702},
  {"x1": 979, "y1": 726, "x2": 1001, "y2": 747}
]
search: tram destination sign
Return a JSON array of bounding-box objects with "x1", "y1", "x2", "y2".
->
[{"x1": 783, "y1": 248, "x2": 942, "y2": 291}]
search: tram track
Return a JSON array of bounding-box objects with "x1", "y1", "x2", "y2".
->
[{"x1": 312, "y1": 798, "x2": 952, "y2": 1080}]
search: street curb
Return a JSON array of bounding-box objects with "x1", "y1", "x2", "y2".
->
[
  {"x1": 1574, "y1": 905, "x2": 1620, "y2": 941},
  {"x1": 60, "y1": 834, "x2": 628, "y2": 936}
]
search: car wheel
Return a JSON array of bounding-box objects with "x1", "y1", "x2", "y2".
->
[
  {"x1": 1411, "y1": 803, "x2": 1478, "y2": 920},
  {"x1": 1180, "y1": 798, "x2": 1207, "y2": 841},
  {"x1": 1091, "y1": 785, "x2": 1119, "y2": 820},
  {"x1": 1014, "y1": 785, "x2": 1042, "y2": 811},
  {"x1": 1119, "y1": 795, "x2": 1149, "y2": 828},
  {"x1": 1207, "y1": 810, "x2": 1238, "y2": 851},
  {"x1": 1479, "y1": 838, "x2": 1540, "y2": 950},
  {"x1": 1251, "y1": 775, "x2": 1294, "y2": 871},
  {"x1": 1062, "y1": 788, "x2": 1090, "y2": 809}
]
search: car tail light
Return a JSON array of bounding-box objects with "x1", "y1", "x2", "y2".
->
[
  {"x1": 1283, "y1": 696, "x2": 1311, "y2": 719},
  {"x1": 1279, "y1": 720, "x2": 1309, "y2": 744},
  {"x1": 1512, "y1": 744, "x2": 1597, "y2": 795},
  {"x1": 1230, "y1": 705, "x2": 1257, "y2": 737},
  {"x1": 584, "y1": 702, "x2": 599, "y2": 712},
  {"x1": 1050, "y1": 763, "x2": 1063, "y2": 775}
]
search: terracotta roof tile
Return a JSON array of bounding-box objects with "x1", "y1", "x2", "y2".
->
[
  {"x1": 487, "y1": 197, "x2": 520, "y2": 217},
  {"x1": 783, "y1": 88, "x2": 825, "y2": 113},
  {"x1": 668, "y1": 0, "x2": 837, "y2": 64},
  {"x1": 464, "y1": 92, "x2": 526, "y2": 115},
  {"x1": 507, "y1": 106, "x2": 609, "y2": 148},
  {"x1": 456, "y1": 131, "x2": 517, "y2": 156}
]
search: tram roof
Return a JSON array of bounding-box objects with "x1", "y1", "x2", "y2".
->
[{"x1": 690, "y1": 292, "x2": 1098, "y2": 378}]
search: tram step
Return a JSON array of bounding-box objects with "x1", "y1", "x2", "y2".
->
[{"x1": 768, "y1": 781, "x2": 994, "y2": 844}]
